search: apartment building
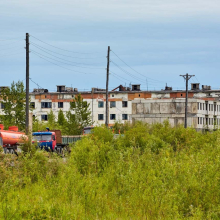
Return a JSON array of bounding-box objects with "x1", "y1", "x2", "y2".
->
[{"x1": 0, "y1": 83, "x2": 220, "y2": 131}]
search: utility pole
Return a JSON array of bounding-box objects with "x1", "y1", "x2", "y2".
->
[
  {"x1": 105, "y1": 46, "x2": 110, "y2": 127},
  {"x1": 180, "y1": 73, "x2": 195, "y2": 128},
  {"x1": 26, "y1": 33, "x2": 29, "y2": 134}
]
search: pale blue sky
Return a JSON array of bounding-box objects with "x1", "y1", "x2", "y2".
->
[{"x1": 0, "y1": 0, "x2": 220, "y2": 91}]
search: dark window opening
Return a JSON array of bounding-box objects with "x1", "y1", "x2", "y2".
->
[
  {"x1": 41, "y1": 115, "x2": 48, "y2": 121},
  {"x1": 110, "y1": 114, "x2": 116, "y2": 120},
  {"x1": 58, "y1": 102, "x2": 63, "y2": 108},
  {"x1": 98, "y1": 101, "x2": 104, "y2": 108},
  {"x1": 122, "y1": 114, "x2": 128, "y2": 120},
  {"x1": 122, "y1": 101, "x2": 128, "y2": 108},
  {"x1": 41, "y1": 102, "x2": 52, "y2": 108},
  {"x1": 98, "y1": 114, "x2": 104, "y2": 120},
  {"x1": 1, "y1": 103, "x2": 5, "y2": 109},
  {"x1": 110, "y1": 101, "x2": 116, "y2": 108},
  {"x1": 30, "y1": 102, "x2": 35, "y2": 109}
]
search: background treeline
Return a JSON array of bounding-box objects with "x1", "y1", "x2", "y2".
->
[{"x1": 1, "y1": 122, "x2": 220, "y2": 219}]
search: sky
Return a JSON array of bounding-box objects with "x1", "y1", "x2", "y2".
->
[{"x1": 0, "y1": 0, "x2": 220, "y2": 92}]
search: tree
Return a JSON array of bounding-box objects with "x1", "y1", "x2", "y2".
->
[
  {"x1": 66, "y1": 94, "x2": 92, "y2": 135},
  {"x1": 57, "y1": 109, "x2": 66, "y2": 127},
  {"x1": 0, "y1": 81, "x2": 26, "y2": 130}
]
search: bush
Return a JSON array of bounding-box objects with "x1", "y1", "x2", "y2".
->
[{"x1": 1, "y1": 122, "x2": 220, "y2": 218}]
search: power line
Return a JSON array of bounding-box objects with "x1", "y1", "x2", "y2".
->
[
  {"x1": 111, "y1": 59, "x2": 156, "y2": 84},
  {"x1": 30, "y1": 41, "x2": 105, "y2": 59},
  {"x1": 31, "y1": 49, "x2": 105, "y2": 70},
  {"x1": 29, "y1": 78, "x2": 44, "y2": 89},
  {"x1": 111, "y1": 50, "x2": 165, "y2": 83},
  {"x1": 111, "y1": 71, "x2": 131, "y2": 83},
  {"x1": 30, "y1": 34, "x2": 100, "y2": 55},
  {"x1": 30, "y1": 43, "x2": 105, "y2": 67},
  {"x1": 31, "y1": 51, "x2": 94, "y2": 74}
]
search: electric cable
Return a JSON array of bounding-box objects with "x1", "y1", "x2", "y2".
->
[
  {"x1": 30, "y1": 34, "x2": 100, "y2": 54},
  {"x1": 31, "y1": 51, "x2": 94, "y2": 74},
  {"x1": 30, "y1": 43, "x2": 105, "y2": 67},
  {"x1": 29, "y1": 78, "x2": 44, "y2": 89},
  {"x1": 30, "y1": 41, "x2": 105, "y2": 59},
  {"x1": 31, "y1": 49, "x2": 105, "y2": 70},
  {"x1": 111, "y1": 50, "x2": 166, "y2": 83}
]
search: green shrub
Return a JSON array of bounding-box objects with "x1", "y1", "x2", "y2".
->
[{"x1": 1, "y1": 122, "x2": 220, "y2": 218}]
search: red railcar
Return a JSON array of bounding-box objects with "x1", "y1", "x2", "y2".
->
[{"x1": 0, "y1": 124, "x2": 26, "y2": 154}]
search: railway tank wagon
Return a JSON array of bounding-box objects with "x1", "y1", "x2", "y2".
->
[{"x1": 0, "y1": 124, "x2": 26, "y2": 154}]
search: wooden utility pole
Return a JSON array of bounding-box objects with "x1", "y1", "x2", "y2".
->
[
  {"x1": 26, "y1": 33, "x2": 29, "y2": 134},
  {"x1": 180, "y1": 73, "x2": 195, "y2": 128},
  {"x1": 105, "y1": 46, "x2": 110, "y2": 127}
]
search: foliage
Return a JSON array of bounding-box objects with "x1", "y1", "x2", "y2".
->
[
  {"x1": 57, "y1": 109, "x2": 66, "y2": 127},
  {"x1": 2, "y1": 122, "x2": 220, "y2": 218},
  {"x1": 0, "y1": 81, "x2": 26, "y2": 131},
  {"x1": 66, "y1": 94, "x2": 92, "y2": 135}
]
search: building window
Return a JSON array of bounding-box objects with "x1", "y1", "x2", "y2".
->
[
  {"x1": 200, "y1": 117, "x2": 202, "y2": 124},
  {"x1": 203, "y1": 103, "x2": 205, "y2": 110},
  {"x1": 122, "y1": 101, "x2": 128, "y2": 108},
  {"x1": 110, "y1": 101, "x2": 116, "y2": 108},
  {"x1": 98, "y1": 114, "x2": 104, "y2": 120},
  {"x1": 200, "y1": 103, "x2": 202, "y2": 110},
  {"x1": 198, "y1": 117, "x2": 200, "y2": 125},
  {"x1": 41, "y1": 115, "x2": 48, "y2": 121},
  {"x1": 41, "y1": 102, "x2": 52, "y2": 108},
  {"x1": 211, "y1": 104, "x2": 213, "y2": 111},
  {"x1": 198, "y1": 103, "x2": 200, "y2": 110},
  {"x1": 110, "y1": 114, "x2": 116, "y2": 120},
  {"x1": 30, "y1": 102, "x2": 35, "y2": 109},
  {"x1": 209, "y1": 104, "x2": 211, "y2": 111},
  {"x1": 206, "y1": 103, "x2": 208, "y2": 110},
  {"x1": 112, "y1": 95, "x2": 114, "y2": 97},
  {"x1": 122, "y1": 114, "x2": 128, "y2": 120},
  {"x1": 98, "y1": 101, "x2": 104, "y2": 108},
  {"x1": 1, "y1": 103, "x2": 5, "y2": 109},
  {"x1": 58, "y1": 102, "x2": 63, "y2": 108}
]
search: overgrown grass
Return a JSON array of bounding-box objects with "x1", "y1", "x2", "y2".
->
[{"x1": 1, "y1": 122, "x2": 220, "y2": 219}]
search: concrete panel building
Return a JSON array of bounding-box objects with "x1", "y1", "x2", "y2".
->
[{"x1": 1, "y1": 83, "x2": 220, "y2": 131}]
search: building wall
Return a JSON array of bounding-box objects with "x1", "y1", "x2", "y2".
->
[
  {"x1": 1, "y1": 88, "x2": 220, "y2": 130},
  {"x1": 131, "y1": 98, "x2": 220, "y2": 130},
  {"x1": 30, "y1": 92, "x2": 132, "y2": 126}
]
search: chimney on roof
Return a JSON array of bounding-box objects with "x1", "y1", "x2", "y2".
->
[
  {"x1": 191, "y1": 83, "x2": 200, "y2": 90},
  {"x1": 202, "y1": 85, "x2": 211, "y2": 90},
  {"x1": 165, "y1": 83, "x2": 172, "y2": 91},
  {"x1": 57, "y1": 85, "x2": 66, "y2": 92},
  {"x1": 132, "y1": 84, "x2": 141, "y2": 91}
]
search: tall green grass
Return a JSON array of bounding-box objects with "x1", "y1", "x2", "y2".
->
[{"x1": 1, "y1": 122, "x2": 220, "y2": 219}]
